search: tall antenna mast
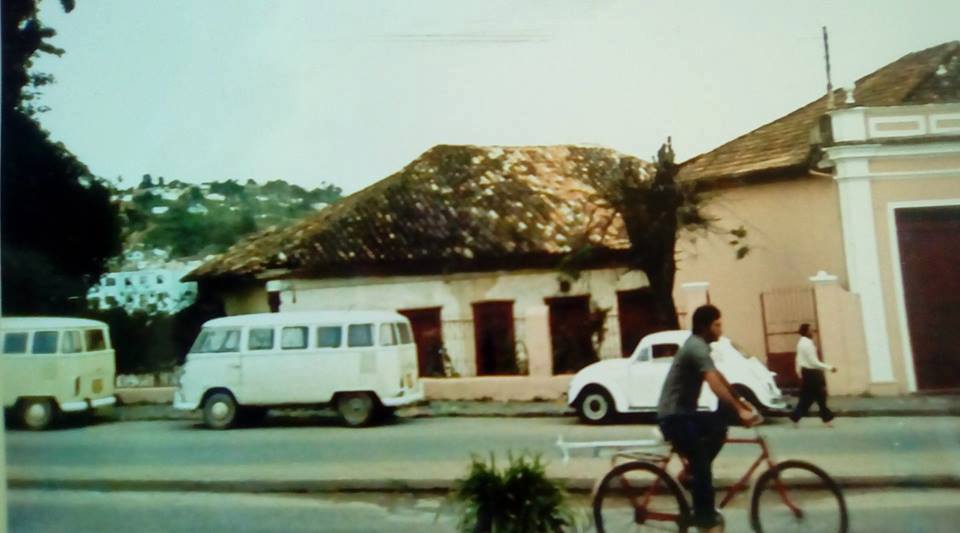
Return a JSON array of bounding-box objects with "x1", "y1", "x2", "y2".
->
[{"x1": 822, "y1": 26, "x2": 834, "y2": 110}]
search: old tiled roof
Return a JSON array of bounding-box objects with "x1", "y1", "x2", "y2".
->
[
  {"x1": 187, "y1": 145, "x2": 653, "y2": 282},
  {"x1": 678, "y1": 41, "x2": 960, "y2": 183}
]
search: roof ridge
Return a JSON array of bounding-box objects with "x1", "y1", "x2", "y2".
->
[
  {"x1": 678, "y1": 40, "x2": 960, "y2": 182},
  {"x1": 899, "y1": 41, "x2": 960, "y2": 104}
]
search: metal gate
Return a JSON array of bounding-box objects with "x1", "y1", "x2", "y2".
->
[{"x1": 760, "y1": 287, "x2": 819, "y2": 391}]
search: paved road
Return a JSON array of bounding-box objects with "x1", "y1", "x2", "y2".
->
[
  {"x1": 5, "y1": 416, "x2": 960, "y2": 486},
  {"x1": 8, "y1": 488, "x2": 960, "y2": 532}
]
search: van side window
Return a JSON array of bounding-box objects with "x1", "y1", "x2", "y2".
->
[
  {"x1": 32, "y1": 331, "x2": 59, "y2": 354},
  {"x1": 61, "y1": 331, "x2": 83, "y2": 354},
  {"x1": 281, "y1": 327, "x2": 308, "y2": 350},
  {"x1": 348, "y1": 324, "x2": 374, "y2": 347},
  {"x1": 191, "y1": 329, "x2": 241, "y2": 353},
  {"x1": 396, "y1": 322, "x2": 413, "y2": 345},
  {"x1": 317, "y1": 326, "x2": 342, "y2": 348},
  {"x1": 85, "y1": 329, "x2": 107, "y2": 351},
  {"x1": 3, "y1": 332, "x2": 28, "y2": 354},
  {"x1": 379, "y1": 323, "x2": 397, "y2": 346},
  {"x1": 248, "y1": 328, "x2": 275, "y2": 351}
]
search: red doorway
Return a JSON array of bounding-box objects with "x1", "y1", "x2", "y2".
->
[
  {"x1": 398, "y1": 307, "x2": 445, "y2": 377},
  {"x1": 472, "y1": 301, "x2": 517, "y2": 375},
  {"x1": 545, "y1": 295, "x2": 597, "y2": 374},
  {"x1": 895, "y1": 205, "x2": 960, "y2": 391},
  {"x1": 616, "y1": 289, "x2": 662, "y2": 357}
]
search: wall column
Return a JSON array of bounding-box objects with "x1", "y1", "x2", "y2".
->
[
  {"x1": 810, "y1": 271, "x2": 870, "y2": 395},
  {"x1": 524, "y1": 305, "x2": 553, "y2": 377}
]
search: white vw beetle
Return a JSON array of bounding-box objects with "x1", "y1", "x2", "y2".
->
[{"x1": 568, "y1": 330, "x2": 787, "y2": 423}]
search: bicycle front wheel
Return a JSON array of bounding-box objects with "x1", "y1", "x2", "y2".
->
[
  {"x1": 750, "y1": 460, "x2": 849, "y2": 533},
  {"x1": 593, "y1": 461, "x2": 690, "y2": 532}
]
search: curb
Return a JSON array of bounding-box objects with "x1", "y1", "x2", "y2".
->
[{"x1": 10, "y1": 475, "x2": 960, "y2": 495}]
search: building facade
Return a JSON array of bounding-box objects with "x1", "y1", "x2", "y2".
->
[
  {"x1": 188, "y1": 145, "x2": 674, "y2": 400},
  {"x1": 673, "y1": 41, "x2": 960, "y2": 395},
  {"x1": 88, "y1": 259, "x2": 202, "y2": 315}
]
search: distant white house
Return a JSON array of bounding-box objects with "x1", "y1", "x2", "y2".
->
[
  {"x1": 205, "y1": 193, "x2": 226, "y2": 202},
  {"x1": 151, "y1": 206, "x2": 170, "y2": 215},
  {"x1": 312, "y1": 202, "x2": 329, "y2": 211},
  {"x1": 87, "y1": 259, "x2": 203, "y2": 315},
  {"x1": 187, "y1": 204, "x2": 209, "y2": 215},
  {"x1": 125, "y1": 250, "x2": 145, "y2": 262}
]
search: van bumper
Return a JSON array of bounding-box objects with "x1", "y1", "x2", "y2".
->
[
  {"x1": 60, "y1": 396, "x2": 116, "y2": 412},
  {"x1": 381, "y1": 384, "x2": 425, "y2": 407}
]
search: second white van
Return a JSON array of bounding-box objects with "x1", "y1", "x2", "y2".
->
[{"x1": 174, "y1": 311, "x2": 424, "y2": 428}]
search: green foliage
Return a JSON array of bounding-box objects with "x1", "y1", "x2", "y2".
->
[
  {"x1": 86, "y1": 309, "x2": 178, "y2": 373},
  {"x1": 210, "y1": 179, "x2": 244, "y2": 197},
  {"x1": 450, "y1": 453, "x2": 577, "y2": 533},
  {"x1": 2, "y1": 0, "x2": 123, "y2": 314},
  {"x1": 122, "y1": 179, "x2": 342, "y2": 258},
  {"x1": 85, "y1": 295, "x2": 224, "y2": 373}
]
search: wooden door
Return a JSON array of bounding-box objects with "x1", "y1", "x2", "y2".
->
[
  {"x1": 760, "y1": 288, "x2": 819, "y2": 392},
  {"x1": 398, "y1": 307, "x2": 445, "y2": 377},
  {"x1": 472, "y1": 301, "x2": 517, "y2": 375},
  {"x1": 896, "y1": 205, "x2": 960, "y2": 390},
  {"x1": 546, "y1": 296, "x2": 597, "y2": 374},
  {"x1": 617, "y1": 289, "x2": 661, "y2": 357}
]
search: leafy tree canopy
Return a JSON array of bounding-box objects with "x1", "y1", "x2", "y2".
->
[{"x1": 2, "y1": 0, "x2": 122, "y2": 314}]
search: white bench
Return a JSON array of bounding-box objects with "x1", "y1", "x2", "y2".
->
[{"x1": 556, "y1": 428, "x2": 669, "y2": 464}]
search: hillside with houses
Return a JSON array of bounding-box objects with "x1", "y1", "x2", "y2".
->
[{"x1": 111, "y1": 175, "x2": 343, "y2": 261}]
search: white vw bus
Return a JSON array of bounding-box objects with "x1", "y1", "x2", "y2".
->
[
  {"x1": 1, "y1": 317, "x2": 117, "y2": 430},
  {"x1": 174, "y1": 311, "x2": 424, "y2": 428}
]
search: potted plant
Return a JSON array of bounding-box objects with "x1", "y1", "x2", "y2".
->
[{"x1": 450, "y1": 453, "x2": 577, "y2": 533}]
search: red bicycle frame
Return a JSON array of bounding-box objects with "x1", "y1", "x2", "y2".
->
[{"x1": 613, "y1": 433, "x2": 804, "y2": 524}]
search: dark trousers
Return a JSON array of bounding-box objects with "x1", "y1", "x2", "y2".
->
[
  {"x1": 658, "y1": 413, "x2": 728, "y2": 521},
  {"x1": 790, "y1": 368, "x2": 835, "y2": 423}
]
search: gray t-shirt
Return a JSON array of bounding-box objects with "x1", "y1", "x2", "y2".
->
[{"x1": 657, "y1": 335, "x2": 716, "y2": 418}]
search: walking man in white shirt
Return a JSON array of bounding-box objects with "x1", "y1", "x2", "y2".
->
[{"x1": 789, "y1": 323, "x2": 837, "y2": 426}]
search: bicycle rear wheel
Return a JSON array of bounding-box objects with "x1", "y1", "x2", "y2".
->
[
  {"x1": 750, "y1": 460, "x2": 848, "y2": 533},
  {"x1": 593, "y1": 461, "x2": 690, "y2": 532}
]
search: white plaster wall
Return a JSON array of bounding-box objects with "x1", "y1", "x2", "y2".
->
[{"x1": 280, "y1": 267, "x2": 648, "y2": 376}]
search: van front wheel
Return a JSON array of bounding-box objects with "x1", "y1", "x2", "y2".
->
[
  {"x1": 337, "y1": 392, "x2": 376, "y2": 427},
  {"x1": 19, "y1": 398, "x2": 56, "y2": 430},
  {"x1": 202, "y1": 392, "x2": 238, "y2": 430}
]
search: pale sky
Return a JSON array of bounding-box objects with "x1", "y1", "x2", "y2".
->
[{"x1": 33, "y1": 0, "x2": 960, "y2": 193}]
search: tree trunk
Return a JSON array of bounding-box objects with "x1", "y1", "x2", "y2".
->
[{"x1": 642, "y1": 250, "x2": 680, "y2": 331}]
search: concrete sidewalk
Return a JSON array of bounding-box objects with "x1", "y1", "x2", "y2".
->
[{"x1": 114, "y1": 388, "x2": 960, "y2": 420}]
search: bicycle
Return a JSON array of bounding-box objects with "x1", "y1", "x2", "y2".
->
[{"x1": 558, "y1": 421, "x2": 848, "y2": 532}]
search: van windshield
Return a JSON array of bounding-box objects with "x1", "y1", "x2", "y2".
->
[{"x1": 190, "y1": 328, "x2": 241, "y2": 353}]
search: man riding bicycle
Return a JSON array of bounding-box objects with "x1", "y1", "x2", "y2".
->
[{"x1": 656, "y1": 305, "x2": 761, "y2": 532}]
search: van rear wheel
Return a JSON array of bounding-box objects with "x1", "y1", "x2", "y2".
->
[
  {"x1": 202, "y1": 392, "x2": 238, "y2": 430},
  {"x1": 19, "y1": 398, "x2": 56, "y2": 430},
  {"x1": 337, "y1": 393, "x2": 376, "y2": 427}
]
